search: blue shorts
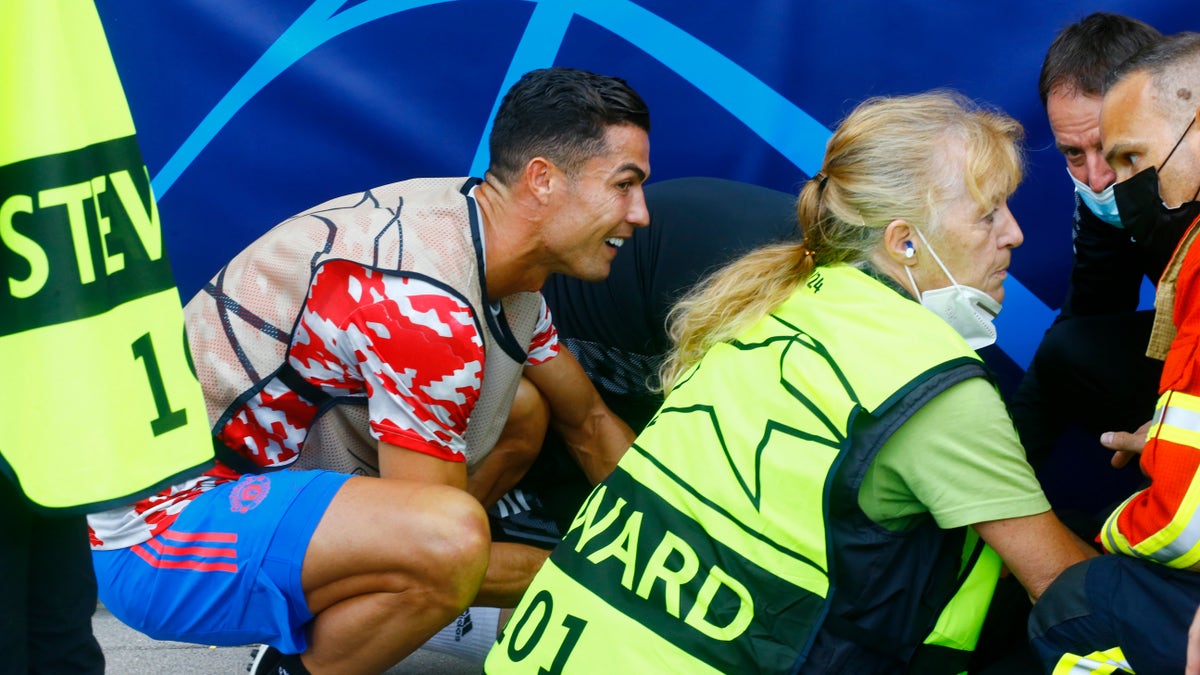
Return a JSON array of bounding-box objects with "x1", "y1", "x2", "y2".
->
[{"x1": 93, "y1": 470, "x2": 350, "y2": 653}]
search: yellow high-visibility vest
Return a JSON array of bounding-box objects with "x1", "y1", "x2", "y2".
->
[
  {"x1": 0, "y1": 1, "x2": 212, "y2": 512},
  {"x1": 486, "y1": 265, "x2": 999, "y2": 674}
]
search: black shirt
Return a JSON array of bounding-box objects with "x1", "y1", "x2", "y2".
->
[{"x1": 542, "y1": 176, "x2": 801, "y2": 431}]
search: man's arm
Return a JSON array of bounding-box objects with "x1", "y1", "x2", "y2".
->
[
  {"x1": 973, "y1": 511, "x2": 1097, "y2": 602},
  {"x1": 378, "y1": 440, "x2": 468, "y2": 489},
  {"x1": 524, "y1": 347, "x2": 634, "y2": 485}
]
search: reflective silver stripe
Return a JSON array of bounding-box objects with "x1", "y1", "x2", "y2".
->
[
  {"x1": 1143, "y1": 503, "x2": 1200, "y2": 563},
  {"x1": 1160, "y1": 403, "x2": 1200, "y2": 434},
  {"x1": 1119, "y1": 397, "x2": 1200, "y2": 564}
]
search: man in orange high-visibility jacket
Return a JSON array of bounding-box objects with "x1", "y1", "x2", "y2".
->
[{"x1": 1031, "y1": 32, "x2": 1200, "y2": 675}]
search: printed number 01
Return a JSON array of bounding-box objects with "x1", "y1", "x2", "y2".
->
[
  {"x1": 505, "y1": 590, "x2": 587, "y2": 674},
  {"x1": 131, "y1": 332, "x2": 188, "y2": 436}
]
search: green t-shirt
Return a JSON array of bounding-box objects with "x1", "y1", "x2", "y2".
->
[{"x1": 858, "y1": 377, "x2": 1050, "y2": 531}]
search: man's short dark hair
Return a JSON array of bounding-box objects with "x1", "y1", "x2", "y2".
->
[
  {"x1": 487, "y1": 67, "x2": 650, "y2": 186},
  {"x1": 1038, "y1": 12, "x2": 1160, "y2": 106}
]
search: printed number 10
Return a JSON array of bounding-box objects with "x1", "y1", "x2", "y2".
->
[
  {"x1": 505, "y1": 590, "x2": 587, "y2": 674},
  {"x1": 131, "y1": 332, "x2": 187, "y2": 436}
]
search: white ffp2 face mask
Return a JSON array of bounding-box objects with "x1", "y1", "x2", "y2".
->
[{"x1": 902, "y1": 228, "x2": 1002, "y2": 350}]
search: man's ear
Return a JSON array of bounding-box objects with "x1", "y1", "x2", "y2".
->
[
  {"x1": 523, "y1": 157, "x2": 555, "y2": 204},
  {"x1": 882, "y1": 219, "x2": 916, "y2": 264}
]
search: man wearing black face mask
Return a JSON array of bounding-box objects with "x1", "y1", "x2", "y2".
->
[
  {"x1": 1110, "y1": 103, "x2": 1200, "y2": 286},
  {"x1": 1030, "y1": 32, "x2": 1200, "y2": 675}
]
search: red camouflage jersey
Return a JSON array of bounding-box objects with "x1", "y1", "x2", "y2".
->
[
  {"x1": 89, "y1": 178, "x2": 557, "y2": 549},
  {"x1": 89, "y1": 263, "x2": 556, "y2": 549}
]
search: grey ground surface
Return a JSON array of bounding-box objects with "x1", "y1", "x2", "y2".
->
[{"x1": 94, "y1": 603, "x2": 480, "y2": 674}]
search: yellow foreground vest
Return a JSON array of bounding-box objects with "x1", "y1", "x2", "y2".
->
[
  {"x1": 0, "y1": 2, "x2": 212, "y2": 511},
  {"x1": 486, "y1": 265, "x2": 1000, "y2": 674}
]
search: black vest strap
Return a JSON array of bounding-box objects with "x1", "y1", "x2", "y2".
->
[
  {"x1": 275, "y1": 361, "x2": 333, "y2": 407},
  {"x1": 211, "y1": 435, "x2": 272, "y2": 475},
  {"x1": 212, "y1": 362, "x2": 331, "y2": 475}
]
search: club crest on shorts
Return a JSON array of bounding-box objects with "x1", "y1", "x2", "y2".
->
[{"x1": 229, "y1": 475, "x2": 271, "y2": 513}]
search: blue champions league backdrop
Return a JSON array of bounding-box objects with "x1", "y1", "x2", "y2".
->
[{"x1": 95, "y1": 0, "x2": 1193, "y2": 376}]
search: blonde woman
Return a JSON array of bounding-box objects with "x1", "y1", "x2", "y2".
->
[{"x1": 485, "y1": 92, "x2": 1092, "y2": 675}]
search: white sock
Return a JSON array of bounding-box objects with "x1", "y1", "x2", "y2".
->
[{"x1": 423, "y1": 607, "x2": 500, "y2": 663}]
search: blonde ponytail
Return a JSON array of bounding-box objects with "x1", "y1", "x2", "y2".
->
[{"x1": 659, "y1": 242, "x2": 816, "y2": 392}]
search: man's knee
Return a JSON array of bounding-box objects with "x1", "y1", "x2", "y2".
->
[
  {"x1": 1029, "y1": 556, "x2": 1095, "y2": 642},
  {"x1": 309, "y1": 480, "x2": 491, "y2": 611},
  {"x1": 1028, "y1": 557, "x2": 1109, "y2": 672},
  {"x1": 418, "y1": 490, "x2": 491, "y2": 606},
  {"x1": 436, "y1": 491, "x2": 491, "y2": 564},
  {"x1": 1028, "y1": 555, "x2": 1200, "y2": 674}
]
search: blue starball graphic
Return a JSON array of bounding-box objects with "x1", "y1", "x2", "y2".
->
[{"x1": 120, "y1": 0, "x2": 1170, "y2": 370}]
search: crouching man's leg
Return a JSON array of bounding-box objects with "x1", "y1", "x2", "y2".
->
[
  {"x1": 1029, "y1": 555, "x2": 1200, "y2": 674},
  {"x1": 301, "y1": 474, "x2": 490, "y2": 673},
  {"x1": 94, "y1": 471, "x2": 489, "y2": 675}
]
